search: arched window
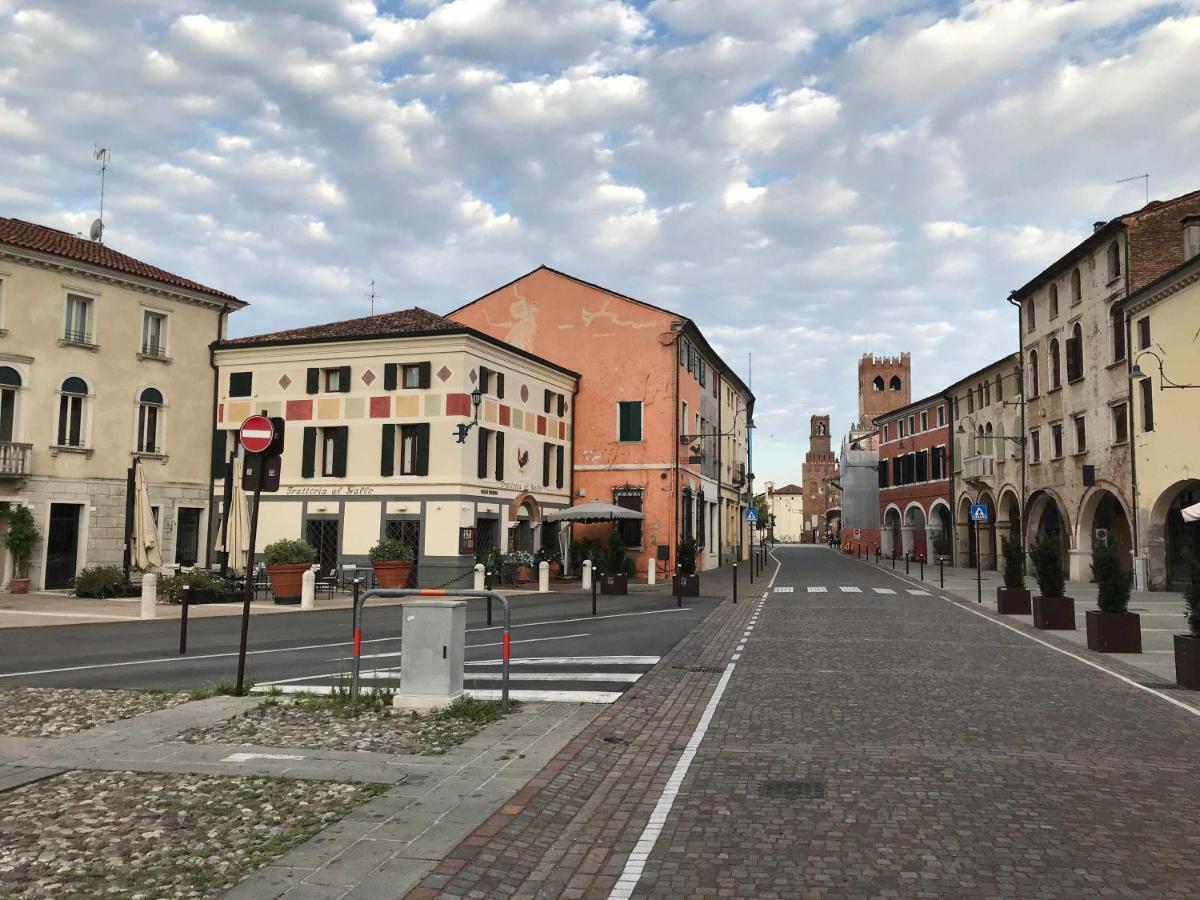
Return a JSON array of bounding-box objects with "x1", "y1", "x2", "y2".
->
[
  {"x1": 0, "y1": 366, "x2": 20, "y2": 443},
  {"x1": 1025, "y1": 298, "x2": 1035, "y2": 332},
  {"x1": 137, "y1": 387, "x2": 164, "y2": 454},
  {"x1": 1067, "y1": 322, "x2": 1084, "y2": 381},
  {"x1": 995, "y1": 374, "x2": 1003, "y2": 403},
  {"x1": 889, "y1": 376, "x2": 902, "y2": 391},
  {"x1": 985, "y1": 423, "x2": 994, "y2": 458},
  {"x1": 1028, "y1": 350, "x2": 1039, "y2": 397},
  {"x1": 872, "y1": 376, "x2": 884, "y2": 392},
  {"x1": 983, "y1": 381, "x2": 990, "y2": 406},
  {"x1": 57, "y1": 377, "x2": 89, "y2": 448},
  {"x1": 1111, "y1": 305, "x2": 1126, "y2": 362},
  {"x1": 816, "y1": 422, "x2": 826, "y2": 436},
  {"x1": 1049, "y1": 338, "x2": 1061, "y2": 389},
  {"x1": 1049, "y1": 283, "x2": 1059, "y2": 319},
  {"x1": 967, "y1": 388, "x2": 974, "y2": 414},
  {"x1": 1107, "y1": 241, "x2": 1121, "y2": 280},
  {"x1": 975, "y1": 424, "x2": 984, "y2": 457},
  {"x1": 1071, "y1": 268, "x2": 1082, "y2": 304},
  {"x1": 1013, "y1": 365, "x2": 1022, "y2": 397}
]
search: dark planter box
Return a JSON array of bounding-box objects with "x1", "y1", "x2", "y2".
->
[
  {"x1": 996, "y1": 586, "x2": 1031, "y2": 615},
  {"x1": 673, "y1": 574, "x2": 700, "y2": 596},
  {"x1": 600, "y1": 574, "x2": 628, "y2": 595},
  {"x1": 1085, "y1": 610, "x2": 1142, "y2": 653},
  {"x1": 1175, "y1": 634, "x2": 1200, "y2": 689},
  {"x1": 1032, "y1": 595, "x2": 1075, "y2": 630}
]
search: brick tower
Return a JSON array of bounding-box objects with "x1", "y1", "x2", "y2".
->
[
  {"x1": 858, "y1": 353, "x2": 911, "y2": 428},
  {"x1": 801, "y1": 415, "x2": 839, "y2": 541}
]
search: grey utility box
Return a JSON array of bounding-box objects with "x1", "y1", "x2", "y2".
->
[{"x1": 393, "y1": 599, "x2": 466, "y2": 710}]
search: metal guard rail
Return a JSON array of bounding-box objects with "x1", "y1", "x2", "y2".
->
[{"x1": 351, "y1": 588, "x2": 512, "y2": 712}]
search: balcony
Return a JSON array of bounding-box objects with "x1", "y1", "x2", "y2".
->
[
  {"x1": 731, "y1": 462, "x2": 747, "y2": 487},
  {"x1": 0, "y1": 442, "x2": 31, "y2": 477},
  {"x1": 963, "y1": 455, "x2": 995, "y2": 481}
]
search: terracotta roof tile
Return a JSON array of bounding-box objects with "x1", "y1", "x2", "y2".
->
[
  {"x1": 773, "y1": 484, "x2": 804, "y2": 494},
  {"x1": 0, "y1": 218, "x2": 241, "y2": 303},
  {"x1": 221, "y1": 307, "x2": 460, "y2": 346}
]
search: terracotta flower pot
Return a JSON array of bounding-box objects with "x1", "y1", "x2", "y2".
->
[
  {"x1": 515, "y1": 565, "x2": 532, "y2": 584},
  {"x1": 548, "y1": 561, "x2": 563, "y2": 578},
  {"x1": 9, "y1": 577, "x2": 29, "y2": 595},
  {"x1": 1175, "y1": 634, "x2": 1200, "y2": 689},
  {"x1": 1032, "y1": 595, "x2": 1075, "y2": 630},
  {"x1": 996, "y1": 587, "x2": 1031, "y2": 615},
  {"x1": 1085, "y1": 610, "x2": 1142, "y2": 653},
  {"x1": 267, "y1": 563, "x2": 310, "y2": 604},
  {"x1": 373, "y1": 560, "x2": 414, "y2": 589}
]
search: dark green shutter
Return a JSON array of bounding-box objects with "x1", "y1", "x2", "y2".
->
[
  {"x1": 338, "y1": 366, "x2": 351, "y2": 393},
  {"x1": 332, "y1": 427, "x2": 348, "y2": 477},
  {"x1": 496, "y1": 373, "x2": 504, "y2": 399},
  {"x1": 381, "y1": 424, "x2": 395, "y2": 476},
  {"x1": 306, "y1": 368, "x2": 319, "y2": 394},
  {"x1": 414, "y1": 423, "x2": 430, "y2": 475},
  {"x1": 211, "y1": 429, "x2": 228, "y2": 478},
  {"x1": 544, "y1": 389, "x2": 551, "y2": 413},
  {"x1": 418, "y1": 362, "x2": 431, "y2": 389},
  {"x1": 384, "y1": 363, "x2": 397, "y2": 391},
  {"x1": 557, "y1": 394, "x2": 565, "y2": 417},
  {"x1": 301, "y1": 427, "x2": 317, "y2": 477},
  {"x1": 542, "y1": 443, "x2": 551, "y2": 487},
  {"x1": 556, "y1": 445, "x2": 564, "y2": 489},
  {"x1": 479, "y1": 366, "x2": 490, "y2": 394},
  {"x1": 495, "y1": 431, "x2": 504, "y2": 481},
  {"x1": 477, "y1": 428, "x2": 489, "y2": 479}
]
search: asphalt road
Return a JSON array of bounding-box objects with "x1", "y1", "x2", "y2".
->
[{"x1": 0, "y1": 588, "x2": 723, "y2": 698}]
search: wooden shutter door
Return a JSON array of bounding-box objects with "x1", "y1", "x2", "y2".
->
[
  {"x1": 332, "y1": 427, "x2": 349, "y2": 476},
  {"x1": 338, "y1": 366, "x2": 351, "y2": 393},
  {"x1": 306, "y1": 368, "x2": 319, "y2": 394},
  {"x1": 477, "y1": 428, "x2": 489, "y2": 479},
  {"x1": 542, "y1": 443, "x2": 551, "y2": 487},
  {"x1": 418, "y1": 362, "x2": 432, "y2": 389},
  {"x1": 383, "y1": 363, "x2": 397, "y2": 391},
  {"x1": 414, "y1": 423, "x2": 430, "y2": 475},
  {"x1": 495, "y1": 431, "x2": 505, "y2": 481},
  {"x1": 380, "y1": 424, "x2": 395, "y2": 476},
  {"x1": 556, "y1": 445, "x2": 564, "y2": 489},
  {"x1": 301, "y1": 427, "x2": 317, "y2": 477}
]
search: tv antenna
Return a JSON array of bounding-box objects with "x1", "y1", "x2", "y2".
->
[
  {"x1": 92, "y1": 146, "x2": 110, "y2": 243},
  {"x1": 1116, "y1": 173, "x2": 1149, "y2": 206},
  {"x1": 367, "y1": 279, "x2": 376, "y2": 315}
]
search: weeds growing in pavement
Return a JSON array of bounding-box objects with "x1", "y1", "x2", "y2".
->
[{"x1": 188, "y1": 678, "x2": 254, "y2": 701}]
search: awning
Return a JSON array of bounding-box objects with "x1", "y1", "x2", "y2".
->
[{"x1": 543, "y1": 500, "x2": 645, "y2": 523}]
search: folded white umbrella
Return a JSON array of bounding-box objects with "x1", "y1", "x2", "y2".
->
[
  {"x1": 1183, "y1": 500, "x2": 1200, "y2": 524},
  {"x1": 131, "y1": 464, "x2": 162, "y2": 570},
  {"x1": 222, "y1": 479, "x2": 251, "y2": 577}
]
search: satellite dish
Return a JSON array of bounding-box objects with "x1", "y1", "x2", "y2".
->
[{"x1": 89, "y1": 218, "x2": 104, "y2": 242}]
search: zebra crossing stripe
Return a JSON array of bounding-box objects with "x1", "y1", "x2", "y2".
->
[
  {"x1": 807, "y1": 586, "x2": 827, "y2": 593},
  {"x1": 907, "y1": 589, "x2": 930, "y2": 595},
  {"x1": 773, "y1": 586, "x2": 794, "y2": 593},
  {"x1": 874, "y1": 588, "x2": 896, "y2": 594},
  {"x1": 839, "y1": 586, "x2": 861, "y2": 593}
]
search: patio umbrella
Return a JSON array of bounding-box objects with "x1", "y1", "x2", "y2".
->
[
  {"x1": 131, "y1": 463, "x2": 162, "y2": 571},
  {"x1": 1183, "y1": 500, "x2": 1200, "y2": 524},
  {"x1": 221, "y1": 479, "x2": 251, "y2": 576},
  {"x1": 545, "y1": 500, "x2": 645, "y2": 576}
]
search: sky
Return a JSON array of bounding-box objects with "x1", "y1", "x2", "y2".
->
[{"x1": 3, "y1": 0, "x2": 1198, "y2": 487}]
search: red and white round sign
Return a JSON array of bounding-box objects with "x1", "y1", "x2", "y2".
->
[{"x1": 239, "y1": 415, "x2": 275, "y2": 454}]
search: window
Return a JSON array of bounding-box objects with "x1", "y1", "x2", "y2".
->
[
  {"x1": 141, "y1": 311, "x2": 167, "y2": 357},
  {"x1": 878, "y1": 461, "x2": 889, "y2": 488},
  {"x1": 1028, "y1": 349, "x2": 1039, "y2": 397},
  {"x1": 403, "y1": 364, "x2": 422, "y2": 389},
  {"x1": 615, "y1": 490, "x2": 643, "y2": 547},
  {"x1": 681, "y1": 401, "x2": 688, "y2": 437},
  {"x1": 321, "y1": 427, "x2": 348, "y2": 476},
  {"x1": 908, "y1": 414, "x2": 915, "y2": 435},
  {"x1": 228, "y1": 372, "x2": 253, "y2": 397},
  {"x1": 1136, "y1": 316, "x2": 1151, "y2": 350},
  {"x1": 889, "y1": 375, "x2": 902, "y2": 391},
  {"x1": 995, "y1": 374, "x2": 1003, "y2": 403},
  {"x1": 175, "y1": 508, "x2": 202, "y2": 567},
  {"x1": 64, "y1": 294, "x2": 92, "y2": 343},
  {"x1": 399, "y1": 424, "x2": 428, "y2": 475},
  {"x1": 325, "y1": 368, "x2": 343, "y2": 392},
  {"x1": 306, "y1": 366, "x2": 350, "y2": 394},
  {"x1": 931, "y1": 446, "x2": 945, "y2": 480},
  {"x1": 1111, "y1": 306, "x2": 1126, "y2": 362},
  {"x1": 697, "y1": 356, "x2": 706, "y2": 387},
  {"x1": 1073, "y1": 415, "x2": 1086, "y2": 454},
  {"x1": 618, "y1": 401, "x2": 642, "y2": 442},
  {"x1": 954, "y1": 397, "x2": 960, "y2": 420},
  {"x1": 882, "y1": 423, "x2": 889, "y2": 442},
  {"x1": 57, "y1": 376, "x2": 88, "y2": 447},
  {"x1": 137, "y1": 387, "x2": 164, "y2": 453},
  {"x1": 1049, "y1": 283, "x2": 1059, "y2": 319},
  {"x1": 1066, "y1": 323, "x2": 1084, "y2": 382},
  {"x1": 0, "y1": 366, "x2": 20, "y2": 443},
  {"x1": 1049, "y1": 338, "x2": 1061, "y2": 389},
  {"x1": 1140, "y1": 377, "x2": 1154, "y2": 432},
  {"x1": 920, "y1": 410, "x2": 928, "y2": 432},
  {"x1": 936, "y1": 405, "x2": 945, "y2": 427},
  {"x1": 678, "y1": 338, "x2": 688, "y2": 367},
  {"x1": 898, "y1": 418, "x2": 906, "y2": 438},
  {"x1": 1111, "y1": 403, "x2": 1128, "y2": 444},
  {"x1": 1025, "y1": 298, "x2": 1035, "y2": 332},
  {"x1": 1050, "y1": 422, "x2": 1063, "y2": 459},
  {"x1": 983, "y1": 381, "x2": 990, "y2": 406},
  {"x1": 1186, "y1": 218, "x2": 1200, "y2": 260},
  {"x1": 1107, "y1": 241, "x2": 1121, "y2": 280},
  {"x1": 984, "y1": 423, "x2": 994, "y2": 457},
  {"x1": 873, "y1": 376, "x2": 884, "y2": 392},
  {"x1": 967, "y1": 389, "x2": 974, "y2": 414},
  {"x1": 1030, "y1": 428, "x2": 1041, "y2": 463}
]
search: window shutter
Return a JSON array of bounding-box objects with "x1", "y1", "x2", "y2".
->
[
  {"x1": 916, "y1": 450, "x2": 927, "y2": 482},
  {"x1": 338, "y1": 366, "x2": 351, "y2": 393},
  {"x1": 418, "y1": 362, "x2": 431, "y2": 389},
  {"x1": 211, "y1": 430, "x2": 228, "y2": 478},
  {"x1": 543, "y1": 443, "x2": 551, "y2": 487},
  {"x1": 383, "y1": 363, "x2": 397, "y2": 391},
  {"x1": 477, "y1": 428, "x2": 489, "y2": 479},
  {"x1": 479, "y1": 366, "x2": 490, "y2": 394},
  {"x1": 495, "y1": 431, "x2": 505, "y2": 481},
  {"x1": 1141, "y1": 378, "x2": 1154, "y2": 432},
  {"x1": 496, "y1": 373, "x2": 505, "y2": 399},
  {"x1": 544, "y1": 389, "x2": 551, "y2": 413},
  {"x1": 380, "y1": 424, "x2": 395, "y2": 476},
  {"x1": 306, "y1": 368, "x2": 319, "y2": 394},
  {"x1": 878, "y1": 461, "x2": 888, "y2": 488},
  {"x1": 301, "y1": 427, "x2": 317, "y2": 478},
  {"x1": 332, "y1": 427, "x2": 348, "y2": 476},
  {"x1": 556, "y1": 394, "x2": 565, "y2": 417},
  {"x1": 556, "y1": 445, "x2": 564, "y2": 489},
  {"x1": 414, "y1": 423, "x2": 430, "y2": 475}
]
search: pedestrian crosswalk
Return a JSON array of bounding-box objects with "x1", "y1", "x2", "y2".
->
[
  {"x1": 255, "y1": 655, "x2": 662, "y2": 705},
  {"x1": 773, "y1": 586, "x2": 932, "y2": 596}
]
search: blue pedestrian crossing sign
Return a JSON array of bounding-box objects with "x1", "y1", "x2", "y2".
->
[
  {"x1": 745, "y1": 508, "x2": 758, "y2": 524},
  {"x1": 970, "y1": 503, "x2": 989, "y2": 524}
]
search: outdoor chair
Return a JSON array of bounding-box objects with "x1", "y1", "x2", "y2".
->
[{"x1": 315, "y1": 565, "x2": 337, "y2": 600}]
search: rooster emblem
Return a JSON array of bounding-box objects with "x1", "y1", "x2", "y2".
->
[{"x1": 516, "y1": 447, "x2": 530, "y2": 470}]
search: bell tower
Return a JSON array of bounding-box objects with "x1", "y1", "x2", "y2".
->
[
  {"x1": 801, "y1": 415, "x2": 838, "y2": 540},
  {"x1": 858, "y1": 353, "x2": 911, "y2": 427}
]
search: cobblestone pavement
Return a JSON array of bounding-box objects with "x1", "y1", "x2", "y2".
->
[
  {"x1": 409, "y1": 547, "x2": 1200, "y2": 898},
  {"x1": 0, "y1": 687, "x2": 190, "y2": 737}
]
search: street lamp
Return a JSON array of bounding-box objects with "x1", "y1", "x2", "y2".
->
[
  {"x1": 1130, "y1": 350, "x2": 1199, "y2": 390},
  {"x1": 454, "y1": 387, "x2": 484, "y2": 444}
]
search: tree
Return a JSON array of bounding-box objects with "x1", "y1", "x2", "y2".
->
[
  {"x1": 4, "y1": 506, "x2": 39, "y2": 578},
  {"x1": 1029, "y1": 532, "x2": 1064, "y2": 599},
  {"x1": 1092, "y1": 535, "x2": 1131, "y2": 614}
]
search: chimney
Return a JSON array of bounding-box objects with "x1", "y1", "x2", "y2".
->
[{"x1": 1093, "y1": 221, "x2": 1107, "y2": 232}]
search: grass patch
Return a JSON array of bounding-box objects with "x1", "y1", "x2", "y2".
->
[
  {"x1": 188, "y1": 678, "x2": 254, "y2": 701},
  {"x1": 434, "y1": 696, "x2": 515, "y2": 724}
]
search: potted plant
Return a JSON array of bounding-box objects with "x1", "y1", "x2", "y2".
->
[
  {"x1": 1085, "y1": 535, "x2": 1140, "y2": 652},
  {"x1": 674, "y1": 536, "x2": 700, "y2": 596},
  {"x1": 157, "y1": 570, "x2": 228, "y2": 604},
  {"x1": 1030, "y1": 532, "x2": 1074, "y2": 629},
  {"x1": 600, "y1": 528, "x2": 628, "y2": 595},
  {"x1": 505, "y1": 550, "x2": 535, "y2": 584},
  {"x1": 263, "y1": 539, "x2": 316, "y2": 604},
  {"x1": 536, "y1": 546, "x2": 563, "y2": 578},
  {"x1": 1175, "y1": 554, "x2": 1200, "y2": 689},
  {"x1": 997, "y1": 534, "x2": 1031, "y2": 614},
  {"x1": 369, "y1": 538, "x2": 415, "y2": 588},
  {"x1": 4, "y1": 505, "x2": 38, "y2": 594}
]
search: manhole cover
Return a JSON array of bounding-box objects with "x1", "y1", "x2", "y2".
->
[
  {"x1": 673, "y1": 665, "x2": 724, "y2": 674},
  {"x1": 761, "y1": 781, "x2": 825, "y2": 799},
  {"x1": 603, "y1": 735, "x2": 628, "y2": 745}
]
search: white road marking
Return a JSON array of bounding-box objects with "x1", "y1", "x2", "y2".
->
[
  {"x1": 907, "y1": 589, "x2": 930, "y2": 596},
  {"x1": 840, "y1": 586, "x2": 861, "y2": 593},
  {"x1": 807, "y1": 586, "x2": 827, "y2": 593},
  {"x1": 874, "y1": 588, "x2": 896, "y2": 595},
  {"x1": 730, "y1": 653, "x2": 741, "y2": 661},
  {"x1": 773, "y1": 586, "x2": 794, "y2": 593},
  {"x1": 222, "y1": 752, "x2": 306, "y2": 763}
]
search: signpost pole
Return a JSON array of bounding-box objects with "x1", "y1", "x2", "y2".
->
[
  {"x1": 236, "y1": 453, "x2": 263, "y2": 696},
  {"x1": 975, "y1": 519, "x2": 982, "y2": 604}
]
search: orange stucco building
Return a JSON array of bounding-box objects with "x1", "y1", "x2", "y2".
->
[{"x1": 450, "y1": 267, "x2": 754, "y2": 576}]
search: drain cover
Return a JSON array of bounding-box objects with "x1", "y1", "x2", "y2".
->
[
  {"x1": 673, "y1": 665, "x2": 724, "y2": 674},
  {"x1": 602, "y1": 735, "x2": 628, "y2": 745},
  {"x1": 761, "y1": 781, "x2": 825, "y2": 799}
]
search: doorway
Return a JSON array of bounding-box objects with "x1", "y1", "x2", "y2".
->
[
  {"x1": 45, "y1": 503, "x2": 82, "y2": 589},
  {"x1": 304, "y1": 519, "x2": 340, "y2": 580}
]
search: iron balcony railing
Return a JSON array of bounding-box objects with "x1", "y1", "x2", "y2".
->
[{"x1": 0, "y1": 442, "x2": 31, "y2": 477}]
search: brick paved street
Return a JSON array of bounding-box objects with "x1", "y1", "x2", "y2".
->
[{"x1": 410, "y1": 546, "x2": 1200, "y2": 899}]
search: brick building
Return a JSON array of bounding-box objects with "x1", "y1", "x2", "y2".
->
[
  {"x1": 800, "y1": 415, "x2": 838, "y2": 542},
  {"x1": 858, "y1": 353, "x2": 911, "y2": 430},
  {"x1": 876, "y1": 394, "x2": 952, "y2": 560}
]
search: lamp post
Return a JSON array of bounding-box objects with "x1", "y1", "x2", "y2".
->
[
  {"x1": 454, "y1": 387, "x2": 485, "y2": 444},
  {"x1": 1130, "y1": 350, "x2": 1200, "y2": 390}
]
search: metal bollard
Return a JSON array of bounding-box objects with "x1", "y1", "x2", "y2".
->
[
  {"x1": 732, "y1": 562, "x2": 738, "y2": 604},
  {"x1": 485, "y1": 568, "x2": 494, "y2": 591},
  {"x1": 905, "y1": 552, "x2": 910, "y2": 575},
  {"x1": 891, "y1": 552, "x2": 896, "y2": 570},
  {"x1": 920, "y1": 557, "x2": 924, "y2": 580},
  {"x1": 179, "y1": 584, "x2": 190, "y2": 654},
  {"x1": 487, "y1": 593, "x2": 493, "y2": 627},
  {"x1": 940, "y1": 557, "x2": 944, "y2": 588},
  {"x1": 592, "y1": 569, "x2": 599, "y2": 616},
  {"x1": 675, "y1": 565, "x2": 682, "y2": 608}
]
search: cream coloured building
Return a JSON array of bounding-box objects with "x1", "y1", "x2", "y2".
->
[
  {"x1": 213, "y1": 309, "x2": 578, "y2": 587},
  {"x1": 718, "y1": 373, "x2": 753, "y2": 563},
  {"x1": 0, "y1": 218, "x2": 243, "y2": 590},
  {"x1": 767, "y1": 484, "x2": 804, "y2": 543}
]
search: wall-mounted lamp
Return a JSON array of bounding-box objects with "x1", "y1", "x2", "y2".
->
[
  {"x1": 454, "y1": 387, "x2": 484, "y2": 443},
  {"x1": 1130, "y1": 350, "x2": 1198, "y2": 390}
]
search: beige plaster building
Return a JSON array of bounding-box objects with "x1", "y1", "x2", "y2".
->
[
  {"x1": 1117, "y1": 238, "x2": 1200, "y2": 590},
  {"x1": 766, "y1": 483, "x2": 804, "y2": 543},
  {"x1": 212, "y1": 309, "x2": 577, "y2": 587},
  {"x1": 0, "y1": 219, "x2": 243, "y2": 590}
]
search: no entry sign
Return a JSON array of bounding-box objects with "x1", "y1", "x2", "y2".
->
[{"x1": 239, "y1": 415, "x2": 275, "y2": 454}]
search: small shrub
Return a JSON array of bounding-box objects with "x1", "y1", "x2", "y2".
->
[
  {"x1": 676, "y1": 536, "x2": 698, "y2": 576},
  {"x1": 623, "y1": 556, "x2": 637, "y2": 578},
  {"x1": 535, "y1": 546, "x2": 561, "y2": 565},
  {"x1": 568, "y1": 538, "x2": 602, "y2": 569},
  {"x1": 1001, "y1": 534, "x2": 1025, "y2": 590},
  {"x1": 1092, "y1": 535, "x2": 1131, "y2": 614},
  {"x1": 435, "y1": 696, "x2": 511, "y2": 724},
  {"x1": 4, "y1": 505, "x2": 39, "y2": 577},
  {"x1": 504, "y1": 550, "x2": 535, "y2": 568},
  {"x1": 368, "y1": 539, "x2": 413, "y2": 564},
  {"x1": 1029, "y1": 532, "x2": 1065, "y2": 599},
  {"x1": 73, "y1": 565, "x2": 130, "y2": 599},
  {"x1": 1183, "y1": 552, "x2": 1200, "y2": 638},
  {"x1": 605, "y1": 527, "x2": 626, "y2": 573},
  {"x1": 158, "y1": 570, "x2": 227, "y2": 603},
  {"x1": 263, "y1": 539, "x2": 316, "y2": 566}
]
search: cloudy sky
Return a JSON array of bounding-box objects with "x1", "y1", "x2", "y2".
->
[{"x1": 3, "y1": 0, "x2": 1198, "y2": 486}]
